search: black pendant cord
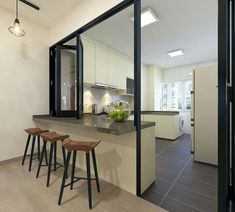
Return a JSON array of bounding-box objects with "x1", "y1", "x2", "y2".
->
[{"x1": 16, "y1": 0, "x2": 18, "y2": 19}]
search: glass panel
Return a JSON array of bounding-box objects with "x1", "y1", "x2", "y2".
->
[{"x1": 60, "y1": 49, "x2": 77, "y2": 111}]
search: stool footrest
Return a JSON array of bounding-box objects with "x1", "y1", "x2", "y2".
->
[
  {"x1": 64, "y1": 176, "x2": 96, "y2": 188},
  {"x1": 49, "y1": 162, "x2": 64, "y2": 172}
]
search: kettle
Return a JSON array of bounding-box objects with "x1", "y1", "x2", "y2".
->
[{"x1": 92, "y1": 104, "x2": 97, "y2": 114}]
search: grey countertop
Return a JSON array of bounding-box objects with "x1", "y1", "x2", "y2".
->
[
  {"x1": 33, "y1": 114, "x2": 155, "y2": 136},
  {"x1": 131, "y1": 111, "x2": 180, "y2": 116}
]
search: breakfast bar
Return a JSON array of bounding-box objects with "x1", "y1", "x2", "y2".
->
[{"x1": 33, "y1": 114, "x2": 156, "y2": 194}]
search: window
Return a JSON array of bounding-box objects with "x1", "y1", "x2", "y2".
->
[{"x1": 161, "y1": 80, "x2": 192, "y2": 111}]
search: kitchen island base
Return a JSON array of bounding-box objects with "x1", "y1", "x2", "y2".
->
[{"x1": 34, "y1": 116, "x2": 155, "y2": 195}]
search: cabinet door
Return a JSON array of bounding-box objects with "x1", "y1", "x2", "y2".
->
[
  {"x1": 117, "y1": 56, "x2": 126, "y2": 90},
  {"x1": 126, "y1": 60, "x2": 134, "y2": 79},
  {"x1": 107, "y1": 51, "x2": 118, "y2": 87},
  {"x1": 83, "y1": 39, "x2": 95, "y2": 84},
  {"x1": 95, "y1": 46, "x2": 108, "y2": 84}
]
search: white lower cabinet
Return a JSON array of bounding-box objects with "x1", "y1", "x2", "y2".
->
[{"x1": 142, "y1": 114, "x2": 182, "y2": 140}]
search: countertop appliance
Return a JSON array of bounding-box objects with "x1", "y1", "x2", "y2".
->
[
  {"x1": 191, "y1": 65, "x2": 218, "y2": 165},
  {"x1": 92, "y1": 104, "x2": 97, "y2": 114},
  {"x1": 126, "y1": 78, "x2": 134, "y2": 96}
]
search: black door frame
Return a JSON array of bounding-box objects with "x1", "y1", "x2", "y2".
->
[
  {"x1": 218, "y1": 0, "x2": 235, "y2": 211},
  {"x1": 49, "y1": 0, "x2": 142, "y2": 195}
]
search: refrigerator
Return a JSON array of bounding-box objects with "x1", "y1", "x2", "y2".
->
[{"x1": 191, "y1": 65, "x2": 218, "y2": 165}]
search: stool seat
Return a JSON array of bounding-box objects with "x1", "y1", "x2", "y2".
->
[
  {"x1": 40, "y1": 132, "x2": 69, "y2": 142},
  {"x1": 25, "y1": 128, "x2": 49, "y2": 136},
  {"x1": 62, "y1": 139, "x2": 101, "y2": 153}
]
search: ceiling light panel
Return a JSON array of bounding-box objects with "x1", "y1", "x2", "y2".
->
[
  {"x1": 131, "y1": 9, "x2": 159, "y2": 28},
  {"x1": 168, "y1": 49, "x2": 184, "y2": 57}
]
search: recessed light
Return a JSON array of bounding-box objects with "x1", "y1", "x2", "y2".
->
[
  {"x1": 131, "y1": 9, "x2": 159, "y2": 28},
  {"x1": 189, "y1": 73, "x2": 192, "y2": 75},
  {"x1": 168, "y1": 49, "x2": 184, "y2": 58}
]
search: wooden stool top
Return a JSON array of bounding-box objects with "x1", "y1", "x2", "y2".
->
[
  {"x1": 62, "y1": 139, "x2": 101, "y2": 153},
  {"x1": 40, "y1": 132, "x2": 69, "y2": 143},
  {"x1": 25, "y1": 128, "x2": 49, "y2": 136}
]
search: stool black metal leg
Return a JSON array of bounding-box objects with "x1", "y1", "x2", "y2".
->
[
  {"x1": 29, "y1": 136, "x2": 36, "y2": 171},
  {"x1": 58, "y1": 151, "x2": 71, "y2": 205},
  {"x1": 54, "y1": 142, "x2": 57, "y2": 171},
  {"x1": 86, "y1": 152, "x2": 92, "y2": 209},
  {"x1": 62, "y1": 146, "x2": 68, "y2": 178},
  {"x1": 47, "y1": 142, "x2": 54, "y2": 187},
  {"x1": 70, "y1": 151, "x2": 77, "y2": 190},
  {"x1": 36, "y1": 140, "x2": 47, "y2": 178},
  {"x1": 37, "y1": 135, "x2": 40, "y2": 161},
  {"x1": 44, "y1": 141, "x2": 48, "y2": 166},
  {"x1": 22, "y1": 134, "x2": 31, "y2": 166},
  {"x1": 91, "y1": 149, "x2": 100, "y2": 193}
]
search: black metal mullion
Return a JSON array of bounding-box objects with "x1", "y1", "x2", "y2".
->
[
  {"x1": 231, "y1": 0, "x2": 235, "y2": 201},
  {"x1": 134, "y1": 0, "x2": 141, "y2": 196},
  {"x1": 218, "y1": 0, "x2": 233, "y2": 210}
]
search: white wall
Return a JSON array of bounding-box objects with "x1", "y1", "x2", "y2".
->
[
  {"x1": 49, "y1": 0, "x2": 122, "y2": 45},
  {"x1": 0, "y1": 7, "x2": 49, "y2": 161},
  {"x1": 146, "y1": 65, "x2": 162, "y2": 111},
  {"x1": 0, "y1": 0, "x2": 125, "y2": 162},
  {"x1": 162, "y1": 61, "x2": 217, "y2": 83},
  {"x1": 141, "y1": 64, "x2": 148, "y2": 111}
]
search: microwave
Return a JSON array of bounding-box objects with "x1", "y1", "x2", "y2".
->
[{"x1": 126, "y1": 78, "x2": 134, "y2": 96}]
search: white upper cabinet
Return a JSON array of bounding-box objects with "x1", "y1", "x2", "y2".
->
[
  {"x1": 83, "y1": 39, "x2": 95, "y2": 84},
  {"x1": 117, "y1": 55, "x2": 126, "y2": 90},
  {"x1": 95, "y1": 46, "x2": 108, "y2": 84},
  {"x1": 126, "y1": 60, "x2": 134, "y2": 79},
  {"x1": 107, "y1": 51, "x2": 118, "y2": 87}
]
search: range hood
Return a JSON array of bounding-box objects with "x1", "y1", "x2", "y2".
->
[{"x1": 85, "y1": 82, "x2": 118, "y2": 90}]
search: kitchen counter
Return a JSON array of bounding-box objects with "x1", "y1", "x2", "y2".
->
[
  {"x1": 131, "y1": 111, "x2": 179, "y2": 116},
  {"x1": 141, "y1": 111, "x2": 179, "y2": 115},
  {"x1": 33, "y1": 114, "x2": 156, "y2": 195},
  {"x1": 33, "y1": 114, "x2": 155, "y2": 135}
]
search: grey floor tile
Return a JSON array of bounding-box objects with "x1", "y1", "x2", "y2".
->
[
  {"x1": 161, "y1": 197, "x2": 203, "y2": 212},
  {"x1": 182, "y1": 169, "x2": 218, "y2": 187},
  {"x1": 156, "y1": 139, "x2": 173, "y2": 154},
  {"x1": 156, "y1": 168, "x2": 178, "y2": 184},
  {"x1": 157, "y1": 154, "x2": 188, "y2": 167},
  {"x1": 175, "y1": 176, "x2": 218, "y2": 200},
  {"x1": 167, "y1": 185, "x2": 218, "y2": 212},
  {"x1": 142, "y1": 189, "x2": 164, "y2": 206},
  {"x1": 160, "y1": 150, "x2": 191, "y2": 161},
  {"x1": 156, "y1": 160, "x2": 183, "y2": 175},
  {"x1": 185, "y1": 160, "x2": 218, "y2": 177},
  {"x1": 147, "y1": 180, "x2": 172, "y2": 196}
]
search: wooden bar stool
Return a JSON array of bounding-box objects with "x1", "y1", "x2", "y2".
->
[
  {"x1": 22, "y1": 128, "x2": 49, "y2": 171},
  {"x1": 58, "y1": 139, "x2": 101, "y2": 209},
  {"x1": 36, "y1": 132, "x2": 69, "y2": 187}
]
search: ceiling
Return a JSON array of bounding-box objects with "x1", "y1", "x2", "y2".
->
[
  {"x1": 84, "y1": 0, "x2": 218, "y2": 68},
  {"x1": 0, "y1": 0, "x2": 81, "y2": 27}
]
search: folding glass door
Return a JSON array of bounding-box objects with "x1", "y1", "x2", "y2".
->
[{"x1": 50, "y1": 35, "x2": 83, "y2": 118}]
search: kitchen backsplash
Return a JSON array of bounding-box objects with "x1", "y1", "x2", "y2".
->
[{"x1": 84, "y1": 87, "x2": 133, "y2": 113}]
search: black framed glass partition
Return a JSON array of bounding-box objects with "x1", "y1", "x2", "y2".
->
[{"x1": 49, "y1": 0, "x2": 141, "y2": 196}]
